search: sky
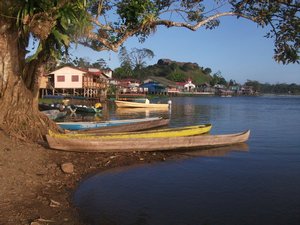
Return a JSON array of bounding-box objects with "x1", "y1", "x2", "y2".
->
[{"x1": 69, "y1": 16, "x2": 299, "y2": 85}]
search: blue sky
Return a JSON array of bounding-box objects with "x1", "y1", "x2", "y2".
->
[{"x1": 69, "y1": 16, "x2": 299, "y2": 84}]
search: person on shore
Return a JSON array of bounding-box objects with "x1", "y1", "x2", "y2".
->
[{"x1": 168, "y1": 99, "x2": 172, "y2": 109}]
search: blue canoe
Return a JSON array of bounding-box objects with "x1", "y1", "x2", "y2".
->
[{"x1": 57, "y1": 117, "x2": 162, "y2": 131}]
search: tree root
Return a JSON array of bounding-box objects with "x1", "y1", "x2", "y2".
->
[{"x1": 1, "y1": 110, "x2": 60, "y2": 143}]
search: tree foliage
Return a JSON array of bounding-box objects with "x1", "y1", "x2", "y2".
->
[
  {"x1": 114, "y1": 46, "x2": 154, "y2": 78},
  {"x1": 231, "y1": 1, "x2": 299, "y2": 64},
  {"x1": 245, "y1": 80, "x2": 300, "y2": 94},
  {"x1": 57, "y1": 55, "x2": 108, "y2": 69},
  {"x1": 16, "y1": 0, "x2": 90, "y2": 60},
  {"x1": 130, "y1": 48, "x2": 155, "y2": 69},
  {"x1": 80, "y1": 0, "x2": 299, "y2": 64},
  {"x1": 118, "y1": 46, "x2": 154, "y2": 69},
  {"x1": 210, "y1": 71, "x2": 227, "y2": 86},
  {"x1": 3, "y1": 1, "x2": 299, "y2": 68},
  {"x1": 130, "y1": 59, "x2": 212, "y2": 84}
]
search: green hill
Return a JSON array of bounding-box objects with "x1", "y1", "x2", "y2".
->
[{"x1": 135, "y1": 59, "x2": 212, "y2": 85}]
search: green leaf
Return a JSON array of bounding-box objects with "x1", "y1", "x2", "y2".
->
[{"x1": 52, "y1": 29, "x2": 70, "y2": 46}]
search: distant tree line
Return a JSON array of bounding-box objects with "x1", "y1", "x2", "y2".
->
[
  {"x1": 244, "y1": 80, "x2": 300, "y2": 95},
  {"x1": 47, "y1": 55, "x2": 110, "y2": 72}
]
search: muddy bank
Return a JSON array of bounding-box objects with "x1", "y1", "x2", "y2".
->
[{"x1": 0, "y1": 131, "x2": 192, "y2": 225}]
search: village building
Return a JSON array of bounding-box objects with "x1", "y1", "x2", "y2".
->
[
  {"x1": 184, "y1": 79, "x2": 196, "y2": 92},
  {"x1": 140, "y1": 81, "x2": 166, "y2": 94},
  {"x1": 241, "y1": 86, "x2": 255, "y2": 95},
  {"x1": 176, "y1": 79, "x2": 196, "y2": 92},
  {"x1": 198, "y1": 82, "x2": 216, "y2": 94},
  {"x1": 113, "y1": 79, "x2": 142, "y2": 93},
  {"x1": 39, "y1": 66, "x2": 109, "y2": 99},
  {"x1": 143, "y1": 77, "x2": 178, "y2": 95}
]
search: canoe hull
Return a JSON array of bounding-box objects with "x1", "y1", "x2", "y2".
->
[
  {"x1": 76, "y1": 118, "x2": 170, "y2": 134},
  {"x1": 46, "y1": 130, "x2": 250, "y2": 153},
  {"x1": 58, "y1": 117, "x2": 162, "y2": 130},
  {"x1": 57, "y1": 124, "x2": 211, "y2": 139}
]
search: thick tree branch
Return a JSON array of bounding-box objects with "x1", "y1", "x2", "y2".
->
[
  {"x1": 155, "y1": 12, "x2": 258, "y2": 31},
  {"x1": 81, "y1": 26, "x2": 141, "y2": 52},
  {"x1": 84, "y1": 11, "x2": 259, "y2": 52}
]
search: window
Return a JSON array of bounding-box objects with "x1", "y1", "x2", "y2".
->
[
  {"x1": 72, "y1": 75, "x2": 79, "y2": 82},
  {"x1": 57, "y1": 75, "x2": 65, "y2": 82}
]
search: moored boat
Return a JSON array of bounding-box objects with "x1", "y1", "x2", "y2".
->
[
  {"x1": 70, "y1": 105, "x2": 102, "y2": 114},
  {"x1": 65, "y1": 124, "x2": 212, "y2": 138},
  {"x1": 46, "y1": 128, "x2": 250, "y2": 153},
  {"x1": 115, "y1": 100, "x2": 170, "y2": 109},
  {"x1": 75, "y1": 118, "x2": 170, "y2": 134},
  {"x1": 57, "y1": 117, "x2": 163, "y2": 130}
]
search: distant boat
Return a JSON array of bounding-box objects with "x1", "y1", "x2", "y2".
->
[
  {"x1": 57, "y1": 117, "x2": 164, "y2": 130},
  {"x1": 220, "y1": 95, "x2": 232, "y2": 98},
  {"x1": 115, "y1": 99, "x2": 170, "y2": 109},
  {"x1": 46, "y1": 127, "x2": 250, "y2": 153}
]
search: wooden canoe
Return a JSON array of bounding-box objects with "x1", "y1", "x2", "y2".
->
[
  {"x1": 75, "y1": 118, "x2": 170, "y2": 134},
  {"x1": 53, "y1": 124, "x2": 212, "y2": 139},
  {"x1": 46, "y1": 128, "x2": 250, "y2": 153},
  {"x1": 57, "y1": 117, "x2": 162, "y2": 130},
  {"x1": 115, "y1": 100, "x2": 170, "y2": 109}
]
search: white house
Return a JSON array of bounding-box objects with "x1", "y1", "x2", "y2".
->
[
  {"x1": 184, "y1": 79, "x2": 196, "y2": 91},
  {"x1": 51, "y1": 66, "x2": 85, "y2": 89}
]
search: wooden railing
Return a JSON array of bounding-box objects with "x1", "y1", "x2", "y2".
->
[{"x1": 83, "y1": 82, "x2": 107, "y2": 89}]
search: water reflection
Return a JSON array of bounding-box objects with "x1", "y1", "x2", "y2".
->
[
  {"x1": 178, "y1": 143, "x2": 249, "y2": 157},
  {"x1": 73, "y1": 96, "x2": 300, "y2": 225},
  {"x1": 74, "y1": 144, "x2": 249, "y2": 225},
  {"x1": 115, "y1": 107, "x2": 171, "y2": 118}
]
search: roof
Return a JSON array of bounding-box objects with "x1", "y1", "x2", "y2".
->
[
  {"x1": 48, "y1": 66, "x2": 109, "y2": 79},
  {"x1": 48, "y1": 66, "x2": 84, "y2": 75},
  {"x1": 146, "y1": 76, "x2": 177, "y2": 87}
]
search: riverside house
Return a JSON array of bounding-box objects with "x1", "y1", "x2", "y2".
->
[
  {"x1": 40, "y1": 66, "x2": 109, "y2": 98},
  {"x1": 176, "y1": 79, "x2": 196, "y2": 92}
]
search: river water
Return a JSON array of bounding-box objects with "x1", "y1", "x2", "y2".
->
[{"x1": 73, "y1": 96, "x2": 300, "y2": 225}]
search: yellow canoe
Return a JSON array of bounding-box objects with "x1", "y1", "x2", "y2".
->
[
  {"x1": 49, "y1": 124, "x2": 212, "y2": 140},
  {"x1": 46, "y1": 129, "x2": 250, "y2": 153}
]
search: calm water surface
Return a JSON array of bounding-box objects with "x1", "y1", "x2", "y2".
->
[{"x1": 74, "y1": 96, "x2": 300, "y2": 225}]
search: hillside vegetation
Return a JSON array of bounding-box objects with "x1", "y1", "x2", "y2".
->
[{"x1": 124, "y1": 59, "x2": 213, "y2": 85}]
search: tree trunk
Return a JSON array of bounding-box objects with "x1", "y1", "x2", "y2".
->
[{"x1": 0, "y1": 16, "x2": 58, "y2": 142}]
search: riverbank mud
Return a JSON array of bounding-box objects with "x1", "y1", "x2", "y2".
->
[{"x1": 0, "y1": 131, "x2": 187, "y2": 225}]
